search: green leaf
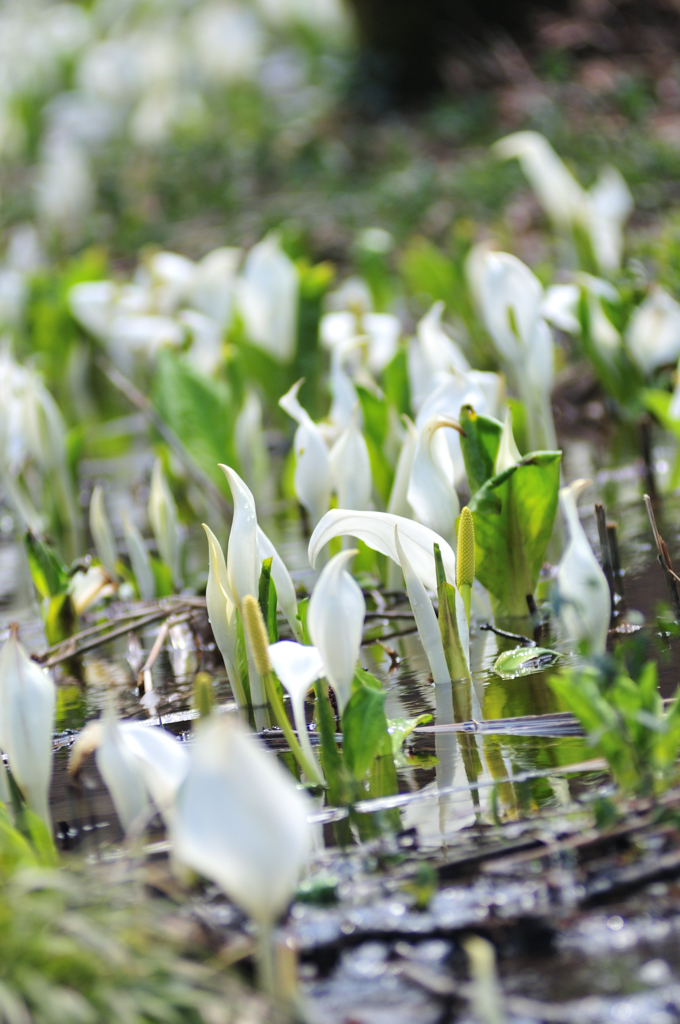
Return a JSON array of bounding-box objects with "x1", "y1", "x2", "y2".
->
[
  {"x1": 44, "y1": 593, "x2": 78, "y2": 647},
  {"x1": 387, "y1": 714, "x2": 432, "y2": 755},
  {"x1": 643, "y1": 388, "x2": 680, "y2": 435},
  {"x1": 342, "y1": 675, "x2": 388, "y2": 781},
  {"x1": 258, "y1": 557, "x2": 279, "y2": 643},
  {"x1": 468, "y1": 451, "x2": 561, "y2": 618},
  {"x1": 459, "y1": 405, "x2": 503, "y2": 496},
  {"x1": 24, "y1": 533, "x2": 70, "y2": 599},
  {"x1": 493, "y1": 646, "x2": 559, "y2": 679},
  {"x1": 382, "y1": 347, "x2": 410, "y2": 416},
  {"x1": 152, "y1": 350, "x2": 238, "y2": 489}
]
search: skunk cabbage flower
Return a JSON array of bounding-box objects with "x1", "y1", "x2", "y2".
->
[
  {"x1": 122, "y1": 510, "x2": 155, "y2": 601},
  {"x1": 494, "y1": 131, "x2": 586, "y2": 229},
  {"x1": 494, "y1": 410, "x2": 522, "y2": 474},
  {"x1": 0, "y1": 626, "x2": 55, "y2": 826},
  {"x1": 96, "y1": 715, "x2": 150, "y2": 834},
  {"x1": 267, "y1": 640, "x2": 325, "y2": 784},
  {"x1": 202, "y1": 524, "x2": 245, "y2": 707},
  {"x1": 218, "y1": 466, "x2": 302, "y2": 644},
  {"x1": 587, "y1": 166, "x2": 633, "y2": 274},
  {"x1": 394, "y1": 527, "x2": 451, "y2": 685},
  {"x1": 239, "y1": 234, "x2": 298, "y2": 363},
  {"x1": 407, "y1": 415, "x2": 461, "y2": 549},
  {"x1": 626, "y1": 287, "x2": 680, "y2": 375},
  {"x1": 279, "y1": 379, "x2": 331, "y2": 528},
  {"x1": 479, "y1": 251, "x2": 556, "y2": 451},
  {"x1": 310, "y1": 509, "x2": 456, "y2": 592},
  {"x1": 149, "y1": 459, "x2": 182, "y2": 586},
  {"x1": 71, "y1": 717, "x2": 189, "y2": 829},
  {"x1": 234, "y1": 390, "x2": 271, "y2": 504},
  {"x1": 556, "y1": 480, "x2": 610, "y2": 655},
  {"x1": 89, "y1": 484, "x2": 118, "y2": 579},
  {"x1": 171, "y1": 716, "x2": 312, "y2": 928},
  {"x1": 307, "y1": 549, "x2": 365, "y2": 714},
  {"x1": 387, "y1": 416, "x2": 419, "y2": 518},
  {"x1": 256, "y1": 526, "x2": 303, "y2": 642},
  {"x1": 417, "y1": 301, "x2": 470, "y2": 377},
  {"x1": 329, "y1": 408, "x2": 372, "y2": 511},
  {"x1": 320, "y1": 307, "x2": 400, "y2": 374}
]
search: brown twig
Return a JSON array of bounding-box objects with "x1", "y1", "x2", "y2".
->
[
  {"x1": 594, "y1": 502, "x2": 615, "y2": 617},
  {"x1": 644, "y1": 494, "x2": 680, "y2": 622}
]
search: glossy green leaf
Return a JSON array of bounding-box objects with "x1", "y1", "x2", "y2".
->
[
  {"x1": 493, "y1": 646, "x2": 559, "y2": 679},
  {"x1": 258, "y1": 557, "x2": 279, "y2": 644},
  {"x1": 469, "y1": 450, "x2": 561, "y2": 618},
  {"x1": 24, "y1": 532, "x2": 70, "y2": 599},
  {"x1": 459, "y1": 405, "x2": 503, "y2": 496},
  {"x1": 152, "y1": 349, "x2": 238, "y2": 489},
  {"x1": 342, "y1": 673, "x2": 388, "y2": 782}
]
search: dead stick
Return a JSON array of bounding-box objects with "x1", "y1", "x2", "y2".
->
[
  {"x1": 644, "y1": 494, "x2": 680, "y2": 622},
  {"x1": 607, "y1": 520, "x2": 626, "y2": 611},
  {"x1": 98, "y1": 358, "x2": 232, "y2": 520},
  {"x1": 594, "y1": 502, "x2": 615, "y2": 616}
]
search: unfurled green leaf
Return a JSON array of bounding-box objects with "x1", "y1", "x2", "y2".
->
[
  {"x1": 468, "y1": 450, "x2": 561, "y2": 618},
  {"x1": 493, "y1": 646, "x2": 559, "y2": 679},
  {"x1": 342, "y1": 673, "x2": 388, "y2": 782},
  {"x1": 24, "y1": 533, "x2": 69, "y2": 599},
  {"x1": 152, "y1": 349, "x2": 238, "y2": 488},
  {"x1": 459, "y1": 405, "x2": 503, "y2": 496}
]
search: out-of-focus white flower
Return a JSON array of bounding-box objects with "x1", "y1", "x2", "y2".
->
[
  {"x1": 189, "y1": 247, "x2": 242, "y2": 326},
  {"x1": 122, "y1": 510, "x2": 155, "y2": 602},
  {"x1": 239, "y1": 234, "x2": 298, "y2": 363},
  {"x1": 309, "y1": 508, "x2": 456, "y2": 592},
  {"x1": 149, "y1": 459, "x2": 182, "y2": 586},
  {"x1": 586, "y1": 166, "x2": 633, "y2": 275},
  {"x1": 190, "y1": 3, "x2": 264, "y2": 82},
  {"x1": 171, "y1": 715, "x2": 312, "y2": 927},
  {"x1": 70, "y1": 565, "x2": 116, "y2": 613},
  {"x1": 329, "y1": 408, "x2": 372, "y2": 511},
  {"x1": 307, "y1": 549, "x2": 365, "y2": 714},
  {"x1": 417, "y1": 302, "x2": 470, "y2": 377},
  {"x1": 320, "y1": 309, "x2": 401, "y2": 375},
  {"x1": 0, "y1": 626, "x2": 56, "y2": 826},
  {"x1": 387, "y1": 416, "x2": 419, "y2": 519},
  {"x1": 494, "y1": 131, "x2": 587, "y2": 229},
  {"x1": 71, "y1": 715, "x2": 190, "y2": 831},
  {"x1": 89, "y1": 484, "x2": 118, "y2": 579},
  {"x1": 407, "y1": 415, "x2": 461, "y2": 549},
  {"x1": 279, "y1": 380, "x2": 331, "y2": 528},
  {"x1": 267, "y1": 640, "x2": 325, "y2": 784},
  {"x1": 478, "y1": 251, "x2": 556, "y2": 450},
  {"x1": 626, "y1": 287, "x2": 680, "y2": 375},
  {"x1": 35, "y1": 137, "x2": 94, "y2": 242},
  {"x1": 541, "y1": 284, "x2": 580, "y2": 334},
  {"x1": 495, "y1": 131, "x2": 633, "y2": 273},
  {"x1": 556, "y1": 479, "x2": 610, "y2": 655},
  {"x1": 234, "y1": 390, "x2": 272, "y2": 505}
]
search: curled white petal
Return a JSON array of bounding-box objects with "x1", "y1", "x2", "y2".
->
[
  {"x1": 171, "y1": 716, "x2": 312, "y2": 927},
  {"x1": 310, "y1": 509, "x2": 456, "y2": 593},
  {"x1": 307, "y1": 549, "x2": 365, "y2": 715}
]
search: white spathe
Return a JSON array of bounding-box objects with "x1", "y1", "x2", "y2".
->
[
  {"x1": 0, "y1": 629, "x2": 55, "y2": 827},
  {"x1": 329, "y1": 408, "x2": 372, "y2": 511},
  {"x1": 307, "y1": 549, "x2": 365, "y2": 714},
  {"x1": 279, "y1": 379, "x2": 331, "y2": 528},
  {"x1": 394, "y1": 526, "x2": 451, "y2": 686},
  {"x1": 267, "y1": 640, "x2": 325, "y2": 784},
  {"x1": 494, "y1": 131, "x2": 587, "y2": 229},
  {"x1": 626, "y1": 287, "x2": 680, "y2": 376},
  {"x1": 556, "y1": 480, "x2": 611, "y2": 655},
  {"x1": 239, "y1": 234, "x2": 298, "y2": 363},
  {"x1": 407, "y1": 414, "x2": 461, "y2": 548},
  {"x1": 171, "y1": 716, "x2": 312, "y2": 927},
  {"x1": 309, "y1": 509, "x2": 456, "y2": 592}
]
